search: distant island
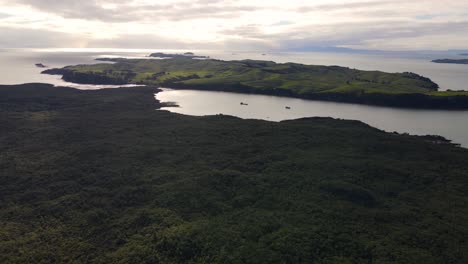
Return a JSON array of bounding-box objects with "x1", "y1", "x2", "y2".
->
[
  {"x1": 42, "y1": 55, "x2": 468, "y2": 109},
  {"x1": 432, "y1": 59, "x2": 468, "y2": 65},
  {"x1": 149, "y1": 52, "x2": 209, "y2": 59},
  {"x1": 460, "y1": 53, "x2": 468, "y2": 56},
  {"x1": 35, "y1": 63, "x2": 47, "y2": 68}
]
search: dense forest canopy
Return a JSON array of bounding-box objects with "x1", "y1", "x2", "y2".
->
[{"x1": 1, "y1": 83, "x2": 468, "y2": 263}]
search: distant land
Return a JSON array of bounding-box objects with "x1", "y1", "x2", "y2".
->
[
  {"x1": 42, "y1": 53, "x2": 468, "y2": 109},
  {"x1": 432, "y1": 59, "x2": 468, "y2": 65},
  {"x1": 460, "y1": 54, "x2": 468, "y2": 56},
  {"x1": 148, "y1": 52, "x2": 209, "y2": 59}
]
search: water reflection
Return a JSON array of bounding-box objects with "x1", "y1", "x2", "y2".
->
[{"x1": 157, "y1": 89, "x2": 468, "y2": 147}]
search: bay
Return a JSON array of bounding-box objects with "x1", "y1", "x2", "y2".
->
[
  {"x1": 157, "y1": 89, "x2": 468, "y2": 147},
  {"x1": 1, "y1": 48, "x2": 467, "y2": 146}
]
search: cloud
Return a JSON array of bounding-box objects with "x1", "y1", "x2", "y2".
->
[
  {"x1": 220, "y1": 25, "x2": 265, "y2": 39},
  {"x1": 270, "y1": 21, "x2": 294, "y2": 27},
  {"x1": 0, "y1": 26, "x2": 83, "y2": 48},
  {"x1": 0, "y1": 0, "x2": 467, "y2": 51},
  {"x1": 3, "y1": 0, "x2": 268, "y2": 22},
  {"x1": 9, "y1": 0, "x2": 162, "y2": 22},
  {"x1": 0, "y1": 12, "x2": 12, "y2": 19},
  {"x1": 296, "y1": 0, "x2": 399, "y2": 13},
  {"x1": 87, "y1": 33, "x2": 221, "y2": 50}
]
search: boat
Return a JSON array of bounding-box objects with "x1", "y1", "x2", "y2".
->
[
  {"x1": 285, "y1": 106, "x2": 291, "y2": 109},
  {"x1": 240, "y1": 102, "x2": 248, "y2": 106},
  {"x1": 35, "y1": 63, "x2": 47, "y2": 68}
]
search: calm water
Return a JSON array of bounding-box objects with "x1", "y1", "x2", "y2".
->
[
  {"x1": 0, "y1": 48, "x2": 153, "y2": 89},
  {"x1": 157, "y1": 89, "x2": 468, "y2": 147},
  {"x1": 1, "y1": 48, "x2": 468, "y2": 146}
]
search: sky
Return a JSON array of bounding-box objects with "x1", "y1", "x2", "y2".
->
[{"x1": 0, "y1": 0, "x2": 467, "y2": 51}]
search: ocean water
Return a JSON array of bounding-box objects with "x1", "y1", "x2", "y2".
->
[
  {"x1": 1, "y1": 48, "x2": 467, "y2": 90},
  {"x1": 1, "y1": 48, "x2": 468, "y2": 146},
  {"x1": 0, "y1": 48, "x2": 153, "y2": 89}
]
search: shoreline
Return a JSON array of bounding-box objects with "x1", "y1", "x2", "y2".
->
[
  {"x1": 41, "y1": 57, "x2": 468, "y2": 110},
  {"x1": 2, "y1": 82, "x2": 462, "y2": 148},
  {"x1": 10, "y1": 81, "x2": 466, "y2": 147},
  {"x1": 163, "y1": 82, "x2": 468, "y2": 110},
  {"x1": 156, "y1": 88, "x2": 466, "y2": 148}
]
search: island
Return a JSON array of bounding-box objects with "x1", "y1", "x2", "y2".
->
[
  {"x1": 42, "y1": 56, "x2": 468, "y2": 109},
  {"x1": 432, "y1": 59, "x2": 468, "y2": 64},
  {"x1": 1, "y1": 83, "x2": 468, "y2": 263},
  {"x1": 149, "y1": 52, "x2": 209, "y2": 59}
]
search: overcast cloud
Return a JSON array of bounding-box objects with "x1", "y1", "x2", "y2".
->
[{"x1": 0, "y1": 0, "x2": 467, "y2": 51}]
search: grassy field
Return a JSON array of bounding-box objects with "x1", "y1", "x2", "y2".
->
[
  {"x1": 1, "y1": 83, "x2": 468, "y2": 263},
  {"x1": 42, "y1": 57, "x2": 468, "y2": 109}
]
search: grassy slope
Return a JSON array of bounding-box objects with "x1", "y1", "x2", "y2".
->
[
  {"x1": 62, "y1": 58, "x2": 440, "y2": 94},
  {"x1": 44, "y1": 58, "x2": 468, "y2": 109},
  {"x1": 1, "y1": 84, "x2": 468, "y2": 263}
]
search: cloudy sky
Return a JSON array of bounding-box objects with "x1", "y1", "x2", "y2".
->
[{"x1": 0, "y1": 0, "x2": 467, "y2": 51}]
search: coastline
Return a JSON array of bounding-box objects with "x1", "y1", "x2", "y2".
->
[
  {"x1": 165, "y1": 82, "x2": 468, "y2": 110},
  {"x1": 43, "y1": 67, "x2": 468, "y2": 110},
  {"x1": 42, "y1": 58, "x2": 468, "y2": 110},
  {"x1": 2, "y1": 82, "x2": 462, "y2": 148}
]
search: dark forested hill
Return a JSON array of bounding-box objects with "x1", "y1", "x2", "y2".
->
[{"x1": 1, "y1": 83, "x2": 468, "y2": 263}]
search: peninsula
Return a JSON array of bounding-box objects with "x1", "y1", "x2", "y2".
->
[{"x1": 42, "y1": 55, "x2": 468, "y2": 109}]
